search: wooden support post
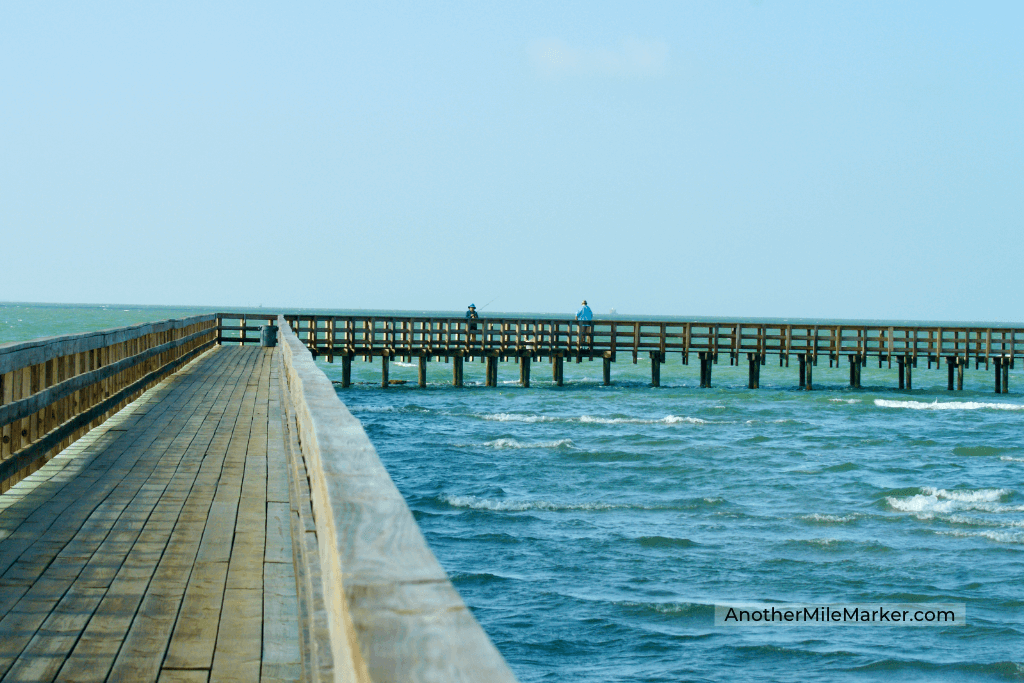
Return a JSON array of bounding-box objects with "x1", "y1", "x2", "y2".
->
[
  {"x1": 995, "y1": 358, "x2": 1002, "y2": 394},
  {"x1": 418, "y1": 355, "x2": 427, "y2": 388},
  {"x1": 703, "y1": 353, "x2": 713, "y2": 388},
  {"x1": 651, "y1": 352, "x2": 661, "y2": 387},
  {"x1": 1003, "y1": 357, "x2": 1009, "y2": 393},
  {"x1": 957, "y1": 357, "x2": 964, "y2": 391},
  {"x1": 947, "y1": 357, "x2": 955, "y2": 390},
  {"x1": 453, "y1": 356, "x2": 464, "y2": 387},
  {"x1": 341, "y1": 355, "x2": 352, "y2": 388},
  {"x1": 747, "y1": 353, "x2": 759, "y2": 389},
  {"x1": 798, "y1": 354, "x2": 806, "y2": 388},
  {"x1": 486, "y1": 356, "x2": 497, "y2": 387},
  {"x1": 553, "y1": 355, "x2": 564, "y2": 386},
  {"x1": 381, "y1": 355, "x2": 389, "y2": 388},
  {"x1": 898, "y1": 357, "x2": 905, "y2": 390},
  {"x1": 520, "y1": 355, "x2": 531, "y2": 388},
  {"x1": 906, "y1": 356, "x2": 912, "y2": 390},
  {"x1": 603, "y1": 357, "x2": 611, "y2": 386},
  {"x1": 699, "y1": 352, "x2": 707, "y2": 388},
  {"x1": 849, "y1": 355, "x2": 861, "y2": 388},
  {"x1": 805, "y1": 356, "x2": 813, "y2": 390}
]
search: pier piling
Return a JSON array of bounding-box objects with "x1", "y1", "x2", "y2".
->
[
  {"x1": 381, "y1": 355, "x2": 389, "y2": 387},
  {"x1": 603, "y1": 357, "x2": 611, "y2": 386},
  {"x1": 805, "y1": 355, "x2": 813, "y2": 390},
  {"x1": 1003, "y1": 357, "x2": 1009, "y2": 393},
  {"x1": 520, "y1": 355, "x2": 531, "y2": 387},
  {"x1": 906, "y1": 356, "x2": 913, "y2": 389},
  {"x1": 995, "y1": 358, "x2": 1003, "y2": 393},
  {"x1": 958, "y1": 358, "x2": 965, "y2": 390},
  {"x1": 486, "y1": 356, "x2": 497, "y2": 387},
  {"x1": 418, "y1": 356, "x2": 427, "y2": 387},
  {"x1": 651, "y1": 351, "x2": 661, "y2": 387},
  {"x1": 849, "y1": 355, "x2": 862, "y2": 388},
  {"x1": 453, "y1": 356, "x2": 464, "y2": 387},
  {"x1": 553, "y1": 355, "x2": 563, "y2": 386},
  {"x1": 947, "y1": 357, "x2": 955, "y2": 390},
  {"x1": 747, "y1": 353, "x2": 760, "y2": 389},
  {"x1": 898, "y1": 357, "x2": 905, "y2": 389},
  {"x1": 342, "y1": 355, "x2": 352, "y2": 387},
  {"x1": 798, "y1": 354, "x2": 806, "y2": 388}
]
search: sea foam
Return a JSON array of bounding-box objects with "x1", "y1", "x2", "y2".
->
[{"x1": 875, "y1": 399, "x2": 1024, "y2": 411}]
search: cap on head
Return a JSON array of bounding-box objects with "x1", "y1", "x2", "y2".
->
[{"x1": 469, "y1": 304, "x2": 476, "y2": 308}]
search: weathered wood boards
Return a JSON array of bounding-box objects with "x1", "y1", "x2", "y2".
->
[
  {"x1": 0, "y1": 346, "x2": 302, "y2": 682},
  {"x1": 0, "y1": 316, "x2": 218, "y2": 491},
  {"x1": 277, "y1": 316, "x2": 519, "y2": 682}
]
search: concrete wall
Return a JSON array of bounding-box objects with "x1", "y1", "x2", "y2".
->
[{"x1": 277, "y1": 317, "x2": 519, "y2": 683}]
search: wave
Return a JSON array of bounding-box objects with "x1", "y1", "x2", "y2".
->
[
  {"x1": 393, "y1": 361, "x2": 417, "y2": 368},
  {"x1": 438, "y1": 494, "x2": 680, "y2": 512},
  {"x1": 636, "y1": 535, "x2": 700, "y2": 549},
  {"x1": 829, "y1": 398, "x2": 861, "y2": 404},
  {"x1": 482, "y1": 412, "x2": 710, "y2": 425},
  {"x1": 800, "y1": 513, "x2": 861, "y2": 524},
  {"x1": 480, "y1": 438, "x2": 574, "y2": 450},
  {"x1": 1001, "y1": 456, "x2": 1024, "y2": 463},
  {"x1": 940, "y1": 529, "x2": 1024, "y2": 545},
  {"x1": 875, "y1": 399, "x2": 1024, "y2": 411},
  {"x1": 886, "y1": 487, "x2": 1020, "y2": 514},
  {"x1": 482, "y1": 412, "x2": 558, "y2": 423}
]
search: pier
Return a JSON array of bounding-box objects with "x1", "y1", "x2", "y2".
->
[
  {"x1": 1, "y1": 310, "x2": 1021, "y2": 681},
  {"x1": 223, "y1": 314, "x2": 1020, "y2": 393},
  {"x1": 0, "y1": 315, "x2": 516, "y2": 682}
]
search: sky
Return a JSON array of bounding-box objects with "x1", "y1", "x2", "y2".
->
[{"x1": 2, "y1": 2, "x2": 1022, "y2": 321}]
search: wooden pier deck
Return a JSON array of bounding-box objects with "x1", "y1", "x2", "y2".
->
[
  {"x1": 0, "y1": 346, "x2": 300, "y2": 682},
  {"x1": 0, "y1": 316, "x2": 518, "y2": 683}
]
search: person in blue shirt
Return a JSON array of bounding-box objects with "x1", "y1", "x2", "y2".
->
[
  {"x1": 576, "y1": 300, "x2": 593, "y2": 352},
  {"x1": 466, "y1": 303, "x2": 479, "y2": 330}
]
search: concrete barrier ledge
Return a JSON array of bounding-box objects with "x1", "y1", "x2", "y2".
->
[{"x1": 277, "y1": 316, "x2": 519, "y2": 683}]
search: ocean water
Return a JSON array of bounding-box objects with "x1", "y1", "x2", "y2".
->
[
  {"x1": 5, "y1": 304, "x2": 1023, "y2": 681},
  {"x1": 323, "y1": 356, "x2": 1024, "y2": 682}
]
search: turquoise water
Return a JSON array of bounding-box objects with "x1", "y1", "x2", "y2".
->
[
  {"x1": 323, "y1": 355, "x2": 1024, "y2": 682},
  {"x1": 6, "y1": 304, "x2": 1024, "y2": 681}
]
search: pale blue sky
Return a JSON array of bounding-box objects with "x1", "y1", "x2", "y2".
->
[{"x1": 2, "y1": 2, "x2": 1022, "y2": 321}]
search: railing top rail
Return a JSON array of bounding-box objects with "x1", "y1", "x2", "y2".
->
[
  {"x1": 277, "y1": 313, "x2": 1024, "y2": 333},
  {"x1": 0, "y1": 314, "x2": 217, "y2": 376}
]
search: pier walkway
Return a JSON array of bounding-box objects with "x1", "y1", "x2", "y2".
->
[
  {"x1": 0, "y1": 346, "x2": 298, "y2": 682},
  {"x1": 0, "y1": 318, "x2": 516, "y2": 683}
]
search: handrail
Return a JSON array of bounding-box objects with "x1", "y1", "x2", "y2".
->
[
  {"x1": 276, "y1": 315, "x2": 518, "y2": 682},
  {"x1": 0, "y1": 315, "x2": 218, "y2": 491},
  {"x1": 281, "y1": 314, "x2": 1024, "y2": 364}
]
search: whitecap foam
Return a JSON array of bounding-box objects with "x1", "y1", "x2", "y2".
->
[
  {"x1": 1001, "y1": 456, "x2": 1024, "y2": 463},
  {"x1": 801, "y1": 513, "x2": 860, "y2": 524},
  {"x1": 482, "y1": 413, "x2": 557, "y2": 423},
  {"x1": 440, "y1": 494, "x2": 625, "y2": 512},
  {"x1": 579, "y1": 415, "x2": 708, "y2": 425},
  {"x1": 393, "y1": 362, "x2": 417, "y2": 368},
  {"x1": 482, "y1": 438, "x2": 574, "y2": 450},
  {"x1": 829, "y1": 398, "x2": 861, "y2": 404},
  {"x1": 886, "y1": 487, "x2": 1016, "y2": 514},
  {"x1": 875, "y1": 399, "x2": 1024, "y2": 411},
  {"x1": 939, "y1": 529, "x2": 1024, "y2": 545}
]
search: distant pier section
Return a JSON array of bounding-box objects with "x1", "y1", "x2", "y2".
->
[{"x1": 217, "y1": 314, "x2": 1022, "y2": 393}]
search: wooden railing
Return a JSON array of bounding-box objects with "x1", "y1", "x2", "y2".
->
[
  {"x1": 276, "y1": 316, "x2": 519, "y2": 681},
  {"x1": 278, "y1": 315, "x2": 1023, "y2": 367},
  {"x1": 215, "y1": 312, "x2": 279, "y2": 345},
  {"x1": 0, "y1": 315, "x2": 217, "y2": 491}
]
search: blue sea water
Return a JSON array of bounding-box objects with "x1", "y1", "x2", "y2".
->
[
  {"x1": 323, "y1": 355, "x2": 1024, "y2": 683},
  {"x1": 5, "y1": 304, "x2": 1023, "y2": 681}
]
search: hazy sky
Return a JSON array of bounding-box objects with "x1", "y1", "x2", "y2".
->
[{"x1": 3, "y1": 2, "x2": 1022, "y2": 321}]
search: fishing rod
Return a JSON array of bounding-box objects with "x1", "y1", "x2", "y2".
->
[{"x1": 478, "y1": 296, "x2": 500, "y2": 311}]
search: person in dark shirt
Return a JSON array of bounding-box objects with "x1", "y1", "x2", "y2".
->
[{"x1": 466, "y1": 304, "x2": 479, "y2": 330}]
